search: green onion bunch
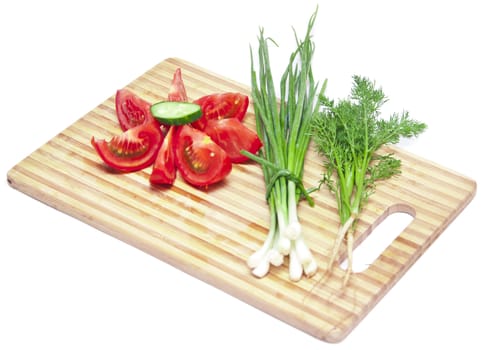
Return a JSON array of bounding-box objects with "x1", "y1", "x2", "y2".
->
[{"x1": 242, "y1": 9, "x2": 325, "y2": 281}]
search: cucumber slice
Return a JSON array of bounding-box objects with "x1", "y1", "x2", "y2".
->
[{"x1": 150, "y1": 101, "x2": 202, "y2": 125}]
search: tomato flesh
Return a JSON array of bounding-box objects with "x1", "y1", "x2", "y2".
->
[
  {"x1": 174, "y1": 125, "x2": 232, "y2": 187},
  {"x1": 91, "y1": 123, "x2": 163, "y2": 172},
  {"x1": 203, "y1": 118, "x2": 262, "y2": 163},
  {"x1": 191, "y1": 92, "x2": 249, "y2": 130},
  {"x1": 115, "y1": 89, "x2": 158, "y2": 131}
]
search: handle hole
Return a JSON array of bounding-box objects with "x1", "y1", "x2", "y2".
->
[{"x1": 340, "y1": 209, "x2": 414, "y2": 273}]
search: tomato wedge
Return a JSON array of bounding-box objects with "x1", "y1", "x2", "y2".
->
[
  {"x1": 203, "y1": 118, "x2": 262, "y2": 163},
  {"x1": 115, "y1": 89, "x2": 158, "y2": 131},
  {"x1": 91, "y1": 123, "x2": 163, "y2": 172},
  {"x1": 168, "y1": 68, "x2": 188, "y2": 102},
  {"x1": 174, "y1": 125, "x2": 232, "y2": 187},
  {"x1": 191, "y1": 92, "x2": 249, "y2": 130},
  {"x1": 149, "y1": 125, "x2": 177, "y2": 185}
]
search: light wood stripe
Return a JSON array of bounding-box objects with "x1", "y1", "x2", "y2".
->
[{"x1": 7, "y1": 57, "x2": 476, "y2": 343}]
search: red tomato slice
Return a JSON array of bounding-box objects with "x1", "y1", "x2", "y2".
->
[
  {"x1": 149, "y1": 125, "x2": 177, "y2": 185},
  {"x1": 168, "y1": 68, "x2": 188, "y2": 102},
  {"x1": 191, "y1": 92, "x2": 249, "y2": 130},
  {"x1": 203, "y1": 118, "x2": 262, "y2": 163},
  {"x1": 91, "y1": 123, "x2": 163, "y2": 172},
  {"x1": 115, "y1": 89, "x2": 158, "y2": 131},
  {"x1": 174, "y1": 125, "x2": 232, "y2": 187}
]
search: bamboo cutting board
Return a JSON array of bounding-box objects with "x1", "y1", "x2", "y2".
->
[{"x1": 7, "y1": 57, "x2": 477, "y2": 343}]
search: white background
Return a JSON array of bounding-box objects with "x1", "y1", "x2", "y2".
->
[{"x1": 1, "y1": 0, "x2": 481, "y2": 348}]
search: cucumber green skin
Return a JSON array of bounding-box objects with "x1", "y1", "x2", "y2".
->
[{"x1": 150, "y1": 101, "x2": 202, "y2": 126}]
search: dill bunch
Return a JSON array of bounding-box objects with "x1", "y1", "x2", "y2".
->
[{"x1": 312, "y1": 75, "x2": 427, "y2": 285}]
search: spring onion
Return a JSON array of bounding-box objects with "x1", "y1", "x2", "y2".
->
[{"x1": 242, "y1": 8, "x2": 325, "y2": 281}]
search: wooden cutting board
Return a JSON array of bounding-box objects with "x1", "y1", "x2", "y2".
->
[{"x1": 6, "y1": 57, "x2": 477, "y2": 343}]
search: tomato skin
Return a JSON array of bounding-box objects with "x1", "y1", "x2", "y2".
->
[
  {"x1": 203, "y1": 118, "x2": 262, "y2": 163},
  {"x1": 174, "y1": 125, "x2": 232, "y2": 187},
  {"x1": 91, "y1": 123, "x2": 163, "y2": 172},
  {"x1": 191, "y1": 93, "x2": 249, "y2": 130},
  {"x1": 115, "y1": 89, "x2": 158, "y2": 131},
  {"x1": 149, "y1": 125, "x2": 177, "y2": 185}
]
